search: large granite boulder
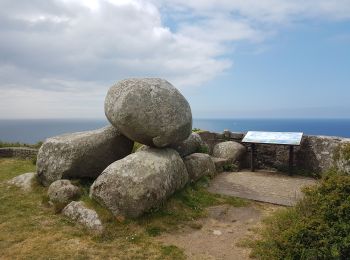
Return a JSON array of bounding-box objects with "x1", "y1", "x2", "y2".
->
[
  {"x1": 90, "y1": 148, "x2": 188, "y2": 218},
  {"x1": 37, "y1": 126, "x2": 133, "y2": 186},
  {"x1": 171, "y1": 132, "x2": 207, "y2": 157},
  {"x1": 296, "y1": 136, "x2": 350, "y2": 173},
  {"x1": 212, "y1": 141, "x2": 246, "y2": 163},
  {"x1": 183, "y1": 153, "x2": 216, "y2": 181},
  {"x1": 104, "y1": 78, "x2": 192, "y2": 148},
  {"x1": 48, "y1": 180, "x2": 80, "y2": 205},
  {"x1": 62, "y1": 201, "x2": 103, "y2": 234}
]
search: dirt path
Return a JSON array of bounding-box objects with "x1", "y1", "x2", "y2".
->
[{"x1": 158, "y1": 202, "x2": 282, "y2": 260}]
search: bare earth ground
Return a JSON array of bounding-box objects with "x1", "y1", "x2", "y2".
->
[
  {"x1": 158, "y1": 202, "x2": 282, "y2": 260},
  {"x1": 158, "y1": 170, "x2": 317, "y2": 260}
]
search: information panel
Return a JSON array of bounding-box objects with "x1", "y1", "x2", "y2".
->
[{"x1": 242, "y1": 131, "x2": 303, "y2": 145}]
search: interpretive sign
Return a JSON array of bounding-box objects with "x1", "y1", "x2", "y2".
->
[
  {"x1": 242, "y1": 131, "x2": 303, "y2": 146},
  {"x1": 242, "y1": 131, "x2": 303, "y2": 174}
]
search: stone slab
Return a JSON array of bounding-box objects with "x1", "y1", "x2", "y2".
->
[{"x1": 207, "y1": 170, "x2": 317, "y2": 206}]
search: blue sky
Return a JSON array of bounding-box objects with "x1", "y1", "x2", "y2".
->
[
  {"x1": 0, "y1": 0, "x2": 349, "y2": 119},
  {"x1": 188, "y1": 20, "x2": 350, "y2": 118}
]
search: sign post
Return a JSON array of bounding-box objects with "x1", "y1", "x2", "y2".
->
[{"x1": 242, "y1": 131, "x2": 303, "y2": 175}]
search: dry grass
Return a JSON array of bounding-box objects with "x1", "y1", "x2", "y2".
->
[{"x1": 0, "y1": 158, "x2": 247, "y2": 259}]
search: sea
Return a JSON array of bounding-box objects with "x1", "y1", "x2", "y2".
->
[{"x1": 1, "y1": 118, "x2": 350, "y2": 144}]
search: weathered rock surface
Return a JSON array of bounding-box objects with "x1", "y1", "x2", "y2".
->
[
  {"x1": 90, "y1": 148, "x2": 188, "y2": 218},
  {"x1": 62, "y1": 201, "x2": 103, "y2": 233},
  {"x1": 104, "y1": 78, "x2": 192, "y2": 147},
  {"x1": 334, "y1": 142, "x2": 350, "y2": 174},
  {"x1": 7, "y1": 172, "x2": 36, "y2": 192},
  {"x1": 211, "y1": 157, "x2": 231, "y2": 173},
  {"x1": 171, "y1": 132, "x2": 207, "y2": 157},
  {"x1": 37, "y1": 126, "x2": 133, "y2": 186},
  {"x1": 212, "y1": 141, "x2": 246, "y2": 163},
  {"x1": 48, "y1": 180, "x2": 80, "y2": 204},
  {"x1": 183, "y1": 153, "x2": 216, "y2": 181},
  {"x1": 297, "y1": 136, "x2": 350, "y2": 173}
]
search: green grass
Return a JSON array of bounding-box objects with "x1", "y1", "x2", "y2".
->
[
  {"x1": 132, "y1": 142, "x2": 143, "y2": 153},
  {"x1": 0, "y1": 158, "x2": 36, "y2": 181},
  {"x1": 248, "y1": 171, "x2": 350, "y2": 259},
  {"x1": 0, "y1": 158, "x2": 246, "y2": 259},
  {"x1": 196, "y1": 145, "x2": 209, "y2": 154},
  {"x1": 0, "y1": 140, "x2": 42, "y2": 149}
]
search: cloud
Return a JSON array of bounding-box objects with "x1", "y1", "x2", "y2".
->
[
  {"x1": 1, "y1": 0, "x2": 350, "y2": 118},
  {"x1": 0, "y1": 0, "x2": 234, "y2": 90}
]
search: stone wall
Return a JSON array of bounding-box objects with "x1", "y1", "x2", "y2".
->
[
  {"x1": 198, "y1": 130, "x2": 350, "y2": 174},
  {"x1": 0, "y1": 147, "x2": 38, "y2": 159}
]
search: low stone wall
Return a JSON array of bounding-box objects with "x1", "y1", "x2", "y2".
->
[
  {"x1": 198, "y1": 130, "x2": 350, "y2": 174},
  {"x1": 0, "y1": 147, "x2": 38, "y2": 159}
]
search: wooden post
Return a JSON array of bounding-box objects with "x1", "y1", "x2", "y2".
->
[
  {"x1": 251, "y1": 143, "x2": 255, "y2": 172},
  {"x1": 289, "y1": 145, "x2": 294, "y2": 175}
]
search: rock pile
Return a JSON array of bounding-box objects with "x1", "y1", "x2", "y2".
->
[{"x1": 33, "y1": 78, "x2": 246, "y2": 222}]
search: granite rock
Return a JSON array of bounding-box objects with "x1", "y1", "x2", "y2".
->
[
  {"x1": 48, "y1": 180, "x2": 80, "y2": 204},
  {"x1": 90, "y1": 148, "x2": 188, "y2": 218},
  {"x1": 104, "y1": 78, "x2": 192, "y2": 147},
  {"x1": 183, "y1": 153, "x2": 216, "y2": 181},
  {"x1": 212, "y1": 141, "x2": 246, "y2": 163},
  {"x1": 37, "y1": 126, "x2": 133, "y2": 186},
  {"x1": 62, "y1": 201, "x2": 103, "y2": 233}
]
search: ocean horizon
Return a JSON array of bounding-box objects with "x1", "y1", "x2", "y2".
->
[{"x1": 1, "y1": 118, "x2": 350, "y2": 144}]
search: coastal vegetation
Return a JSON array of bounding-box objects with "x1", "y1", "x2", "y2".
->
[{"x1": 248, "y1": 170, "x2": 350, "y2": 259}]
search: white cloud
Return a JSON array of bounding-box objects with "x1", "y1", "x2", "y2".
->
[{"x1": 1, "y1": 0, "x2": 350, "y2": 118}]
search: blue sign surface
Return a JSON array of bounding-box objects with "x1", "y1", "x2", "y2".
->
[{"x1": 242, "y1": 131, "x2": 303, "y2": 145}]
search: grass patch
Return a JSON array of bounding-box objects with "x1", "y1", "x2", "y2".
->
[
  {"x1": 223, "y1": 163, "x2": 239, "y2": 172},
  {"x1": 0, "y1": 140, "x2": 42, "y2": 149},
  {"x1": 196, "y1": 145, "x2": 209, "y2": 154},
  {"x1": 0, "y1": 158, "x2": 246, "y2": 259},
  {"x1": 0, "y1": 158, "x2": 36, "y2": 181},
  {"x1": 160, "y1": 245, "x2": 186, "y2": 259},
  {"x1": 248, "y1": 171, "x2": 350, "y2": 259},
  {"x1": 132, "y1": 142, "x2": 143, "y2": 153},
  {"x1": 137, "y1": 177, "x2": 248, "y2": 235},
  {"x1": 192, "y1": 128, "x2": 204, "y2": 133}
]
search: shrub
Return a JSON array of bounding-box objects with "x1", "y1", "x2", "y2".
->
[
  {"x1": 250, "y1": 172, "x2": 350, "y2": 259},
  {"x1": 197, "y1": 145, "x2": 209, "y2": 154},
  {"x1": 223, "y1": 163, "x2": 238, "y2": 172}
]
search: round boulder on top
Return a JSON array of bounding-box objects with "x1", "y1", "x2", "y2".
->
[
  {"x1": 212, "y1": 141, "x2": 246, "y2": 163},
  {"x1": 104, "y1": 78, "x2": 192, "y2": 148}
]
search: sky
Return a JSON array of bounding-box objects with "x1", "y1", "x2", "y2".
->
[{"x1": 0, "y1": 0, "x2": 349, "y2": 119}]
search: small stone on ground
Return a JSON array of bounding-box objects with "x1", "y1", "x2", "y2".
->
[
  {"x1": 62, "y1": 201, "x2": 103, "y2": 233},
  {"x1": 7, "y1": 172, "x2": 37, "y2": 192}
]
